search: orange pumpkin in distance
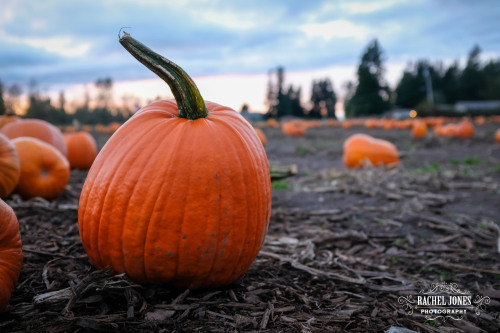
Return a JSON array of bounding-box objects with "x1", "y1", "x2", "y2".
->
[
  {"x1": 12, "y1": 137, "x2": 70, "y2": 199},
  {"x1": 282, "y1": 120, "x2": 306, "y2": 136},
  {"x1": 411, "y1": 120, "x2": 427, "y2": 139},
  {"x1": 495, "y1": 128, "x2": 500, "y2": 143},
  {"x1": 78, "y1": 33, "x2": 271, "y2": 289},
  {"x1": 254, "y1": 128, "x2": 267, "y2": 146},
  {"x1": 267, "y1": 118, "x2": 277, "y2": 128},
  {"x1": 0, "y1": 134, "x2": 20, "y2": 198},
  {"x1": 440, "y1": 124, "x2": 458, "y2": 137},
  {"x1": 342, "y1": 121, "x2": 351, "y2": 129},
  {"x1": 343, "y1": 133, "x2": 399, "y2": 168},
  {"x1": 455, "y1": 120, "x2": 474, "y2": 138},
  {"x1": 64, "y1": 132, "x2": 98, "y2": 169},
  {"x1": 0, "y1": 198, "x2": 23, "y2": 312},
  {"x1": 0, "y1": 119, "x2": 68, "y2": 156}
]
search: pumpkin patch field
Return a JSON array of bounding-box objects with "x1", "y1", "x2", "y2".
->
[
  {"x1": 0, "y1": 116, "x2": 499, "y2": 332},
  {"x1": 1, "y1": 33, "x2": 499, "y2": 332}
]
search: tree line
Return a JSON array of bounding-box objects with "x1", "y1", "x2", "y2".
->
[
  {"x1": 2, "y1": 39, "x2": 500, "y2": 122},
  {"x1": 0, "y1": 77, "x2": 133, "y2": 125},
  {"x1": 265, "y1": 40, "x2": 500, "y2": 119}
]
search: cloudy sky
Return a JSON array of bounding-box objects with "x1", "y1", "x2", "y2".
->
[{"x1": 1, "y1": 0, "x2": 500, "y2": 113}]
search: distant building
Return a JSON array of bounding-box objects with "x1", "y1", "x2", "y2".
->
[
  {"x1": 454, "y1": 101, "x2": 500, "y2": 113},
  {"x1": 381, "y1": 108, "x2": 413, "y2": 119},
  {"x1": 240, "y1": 108, "x2": 265, "y2": 122}
]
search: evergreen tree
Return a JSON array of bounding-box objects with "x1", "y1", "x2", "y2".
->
[
  {"x1": 395, "y1": 61, "x2": 440, "y2": 107},
  {"x1": 344, "y1": 39, "x2": 391, "y2": 117},
  {"x1": 394, "y1": 69, "x2": 424, "y2": 107},
  {"x1": 275, "y1": 67, "x2": 289, "y2": 118},
  {"x1": 343, "y1": 81, "x2": 356, "y2": 118},
  {"x1": 441, "y1": 62, "x2": 461, "y2": 104},
  {"x1": 480, "y1": 58, "x2": 500, "y2": 100},
  {"x1": 459, "y1": 45, "x2": 486, "y2": 100},
  {"x1": 265, "y1": 66, "x2": 304, "y2": 118},
  {"x1": 25, "y1": 94, "x2": 56, "y2": 121},
  {"x1": 265, "y1": 69, "x2": 277, "y2": 117},
  {"x1": 310, "y1": 78, "x2": 337, "y2": 118},
  {"x1": 288, "y1": 86, "x2": 304, "y2": 118}
]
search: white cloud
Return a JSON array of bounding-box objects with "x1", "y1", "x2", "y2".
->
[
  {"x1": 300, "y1": 20, "x2": 369, "y2": 40},
  {"x1": 339, "y1": 0, "x2": 407, "y2": 14},
  {"x1": 0, "y1": 30, "x2": 91, "y2": 58}
]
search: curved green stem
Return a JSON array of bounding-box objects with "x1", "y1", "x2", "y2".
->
[{"x1": 119, "y1": 31, "x2": 207, "y2": 120}]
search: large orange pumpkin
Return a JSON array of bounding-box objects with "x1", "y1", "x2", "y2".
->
[
  {"x1": 0, "y1": 199, "x2": 23, "y2": 312},
  {"x1": 0, "y1": 134, "x2": 20, "y2": 198},
  {"x1": 63, "y1": 132, "x2": 98, "y2": 170},
  {"x1": 343, "y1": 133, "x2": 399, "y2": 168},
  {"x1": 78, "y1": 33, "x2": 271, "y2": 289},
  {"x1": 1, "y1": 119, "x2": 68, "y2": 156},
  {"x1": 12, "y1": 137, "x2": 70, "y2": 199}
]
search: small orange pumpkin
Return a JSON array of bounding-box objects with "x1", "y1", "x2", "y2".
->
[
  {"x1": 105, "y1": 122, "x2": 121, "y2": 134},
  {"x1": 495, "y1": 128, "x2": 500, "y2": 143},
  {"x1": 95, "y1": 124, "x2": 106, "y2": 133},
  {"x1": 267, "y1": 118, "x2": 277, "y2": 128},
  {"x1": 12, "y1": 137, "x2": 70, "y2": 199},
  {"x1": 364, "y1": 119, "x2": 380, "y2": 129},
  {"x1": 254, "y1": 128, "x2": 267, "y2": 146},
  {"x1": 439, "y1": 124, "x2": 458, "y2": 137},
  {"x1": 342, "y1": 121, "x2": 351, "y2": 129},
  {"x1": 382, "y1": 119, "x2": 393, "y2": 130},
  {"x1": 343, "y1": 133, "x2": 399, "y2": 168},
  {"x1": 455, "y1": 120, "x2": 474, "y2": 138},
  {"x1": 0, "y1": 199, "x2": 23, "y2": 312},
  {"x1": 82, "y1": 125, "x2": 93, "y2": 132},
  {"x1": 282, "y1": 120, "x2": 306, "y2": 136},
  {"x1": 474, "y1": 116, "x2": 486, "y2": 125},
  {"x1": 78, "y1": 33, "x2": 271, "y2": 288},
  {"x1": 1, "y1": 119, "x2": 68, "y2": 156},
  {"x1": 411, "y1": 120, "x2": 427, "y2": 139},
  {"x1": 63, "y1": 132, "x2": 98, "y2": 170},
  {"x1": 0, "y1": 134, "x2": 20, "y2": 198}
]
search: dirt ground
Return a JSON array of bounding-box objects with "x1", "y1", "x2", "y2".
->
[{"x1": 1, "y1": 121, "x2": 500, "y2": 332}]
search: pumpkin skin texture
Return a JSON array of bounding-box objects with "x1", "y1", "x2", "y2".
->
[
  {"x1": 343, "y1": 133, "x2": 399, "y2": 168},
  {"x1": 12, "y1": 137, "x2": 70, "y2": 199},
  {"x1": 79, "y1": 100, "x2": 271, "y2": 288},
  {"x1": 63, "y1": 132, "x2": 98, "y2": 170},
  {"x1": 0, "y1": 199, "x2": 23, "y2": 312},
  {"x1": 1, "y1": 119, "x2": 68, "y2": 156},
  {"x1": 0, "y1": 134, "x2": 20, "y2": 198}
]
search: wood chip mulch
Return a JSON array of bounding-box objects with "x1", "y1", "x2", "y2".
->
[{"x1": 1, "y1": 168, "x2": 499, "y2": 333}]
